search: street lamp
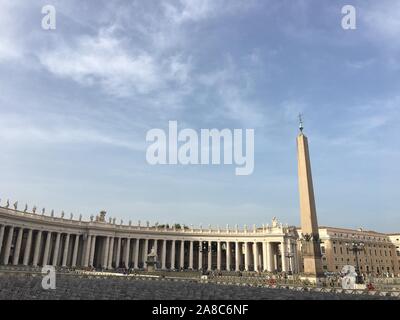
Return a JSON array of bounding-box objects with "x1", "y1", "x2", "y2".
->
[
  {"x1": 199, "y1": 241, "x2": 217, "y2": 274},
  {"x1": 345, "y1": 239, "x2": 365, "y2": 284},
  {"x1": 199, "y1": 241, "x2": 208, "y2": 274},
  {"x1": 285, "y1": 252, "x2": 294, "y2": 275}
]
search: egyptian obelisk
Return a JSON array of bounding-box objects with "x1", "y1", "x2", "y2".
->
[{"x1": 296, "y1": 116, "x2": 324, "y2": 279}]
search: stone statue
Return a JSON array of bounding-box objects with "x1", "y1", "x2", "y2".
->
[
  {"x1": 5, "y1": 199, "x2": 9, "y2": 208},
  {"x1": 51, "y1": 210, "x2": 54, "y2": 217},
  {"x1": 70, "y1": 213, "x2": 73, "y2": 220},
  {"x1": 79, "y1": 214, "x2": 82, "y2": 221},
  {"x1": 146, "y1": 246, "x2": 158, "y2": 271},
  {"x1": 113, "y1": 218, "x2": 116, "y2": 224},
  {"x1": 32, "y1": 206, "x2": 37, "y2": 214},
  {"x1": 61, "y1": 211, "x2": 65, "y2": 219},
  {"x1": 129, "y1": 220, "x2": 132, "y2": 226},
  {"x1": 302, "y1": 233, "x2": 312, "y2": 241},
  {"x1": 138, "y1": 220, "x2": 141, "y2": 226},
  {"x1": 109, "y1": 217, "x2": 112, "y2": 224},
  {"x1": 146, "y1": 221, "x2": 149, "y2": 227},
  {"x1": 42, "y1": 208, "x2": 45, "y2": 215},
  {"x1": 90, "y1": 215, "x2": 94, "y2": 222},
  {"x1": 13, "y1": 201, "x2": 18, "y2": 210},
  {"x1": 149, "y1": 246, "x2": 156, "y2": 257},
  {"x1": 24, "y1": 204, "x2": 28, "y2": 212},
  {"x1": 99, "y1": 210, "x2": 106, "y2": 222},
  {"x1": 272, "y1": 217, "x2": 278, "y2": 228},
  {"x1": 120, "y1": 219, "x2": 123, "y2": 225}
]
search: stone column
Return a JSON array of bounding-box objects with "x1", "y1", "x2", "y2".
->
[
  {"x1": 108, "y1": 237, "x2": 114, "y2": 269},
  {"x1": 235, "y1": 242, "x2": 240, "y2": 271},
  {"x1": 42, "y1": 231, "x2": 52, "y2": 266},
  {"x1": 72, "y1": 234, "x2": 80, "y2": 268},
  {"x1": 62, "y1": 234, "x2": 70, "y2": 267},
  {"x1": 170, "y1": 240, "x2": 176, "y2": 269},
  {"x1": 33, "y1": 231, "x2": 42, "y2": 267},
  {"x1": 207, "y1": 241, "x2": 212, "y2": 271},
  {"x1": 245, "y1": 242, "x2": 250, "y2": 271},
  {"x1": 267, "y1": 242, "x2": 274, "y2": 272},
  {"x1": 102, "y1": 237, "x2": 110, "y2": 268},
  {"x1": 217, "y1": 241, "x2": 221, "y2": 270},
  {"x1": 3, "y1": 226, "x2": 14, "y2": 265},
  {"x1": 83, "y1": 234, "x2": 92, "y2": 267},
  {"x1": 13, "y1": 228, "x2": 24, "y2": 265},
  {"x1": 198, "y1": 241, "x2": 203, "y2": 270},
  {"x1": 23, "y1": 229, "x2": 33, "y2": 266},
  {"x1": 189, "y1": 241, "x2": 194, "y2": 269},
  {"x1": 179, "y1": 240, "x2": 185, "y2": 269},
  {"x1": 262, "y1": 242, "x2": 268, "y2": 271},
  {"x1": 115, "y1": 237, "x2": 121, "y2": 268},
  {"x1": 226, "y1": 242, "x2": 231, "y2": 271},
  {"x1": 153, "y1": 239, "x2": 158, "y2": 257},
  {"x1": 130, "y1": 239, "x2": 136, "y2": 267},
  {"x1": 0, "y1": 225, "x2": 5, "y2": 257},
  {"x1": 134, "y1": 239, "x2": 140, "y2": 269},
  {"x1": 281, "y1": 240, "x2": 287, "y2": 272},
  {"x1": 52, "y1": 233, "x2": 61, "y2": 266},
  {"x1": 124, "y1": 238, "x2": 130, "y2": 268},
  {"x1": 89, "y1": 235, "x2": 96, "y2": 267},
  {"x1": 253, "y1": 242, "x2": 259, "y2": 272},
  {"x1": 143, "y1": 239, "x2": 148, "y2": 268},
  {"x1": 161, "y1": 239, "x2": 167, "y2": 269}
]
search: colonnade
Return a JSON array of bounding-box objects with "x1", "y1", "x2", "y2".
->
[{"x1": 0, "y1": 224, "x2": 299, "y2": 273}]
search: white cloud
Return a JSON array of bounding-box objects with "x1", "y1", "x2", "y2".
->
[
  {"x1": 0, "y1": 1, "x2": 24, "y2": 61},
  {"x1": 39, "y1": 27, "x2": 182, "y2": 97},
  {"x1": 162, "y1": 0, "x2": 254, "y2": 24},
  {"x1": 0, "y1": 114, "x2": 143, "y2": 151},
  {"x1": 363, "y1": 2, "x2": 400, "y2": 42}
]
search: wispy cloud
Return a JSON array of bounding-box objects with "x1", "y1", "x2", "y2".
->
[
  {"x1": 39, "y1": 26, "x2": 192, "y2": 98},
  {"x1": 0, "y1": 113, "x2": 144, "y2": 151}
]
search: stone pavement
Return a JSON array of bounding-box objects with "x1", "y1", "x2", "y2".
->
[{"x1": 0, "y1": 274, "x2": 396, "y2": 300}]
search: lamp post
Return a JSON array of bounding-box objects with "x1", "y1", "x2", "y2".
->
[
  {"x1": 199, "y1": 241, "x2": 208, "y2": 274},
  {"x1": 345, "y1": 239, "x2": 365, "y2": 284},
  {"x1": 285, "y1": 252, "x2": 294, "y2": 275}
]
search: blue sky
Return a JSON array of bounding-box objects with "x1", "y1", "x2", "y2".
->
[{"x1": 0, "y1": 0, "x2": 399, "y2": 232}]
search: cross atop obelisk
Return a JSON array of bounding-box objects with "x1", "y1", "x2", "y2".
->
[{"x1": 296, "y1": 116, "x2": 324, "y2": 278}]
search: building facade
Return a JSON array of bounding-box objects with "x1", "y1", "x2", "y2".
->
[
  {"x1": 297, "y1": 227, "x2": 400, "y2": 277},
  {"x1": 388, "y1": 234, "x2": 400, "y2": 274},
  {"x1": 0, "y1": 206, "x2": 299, "y2": 273}
]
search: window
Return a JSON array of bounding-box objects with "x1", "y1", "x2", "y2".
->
[
  {"x1": 334, "y1": 247, "x2": 337, "y2": 254},
  {"x1": 340, "y1": 247, "x2": 343, "y2": 254}
]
